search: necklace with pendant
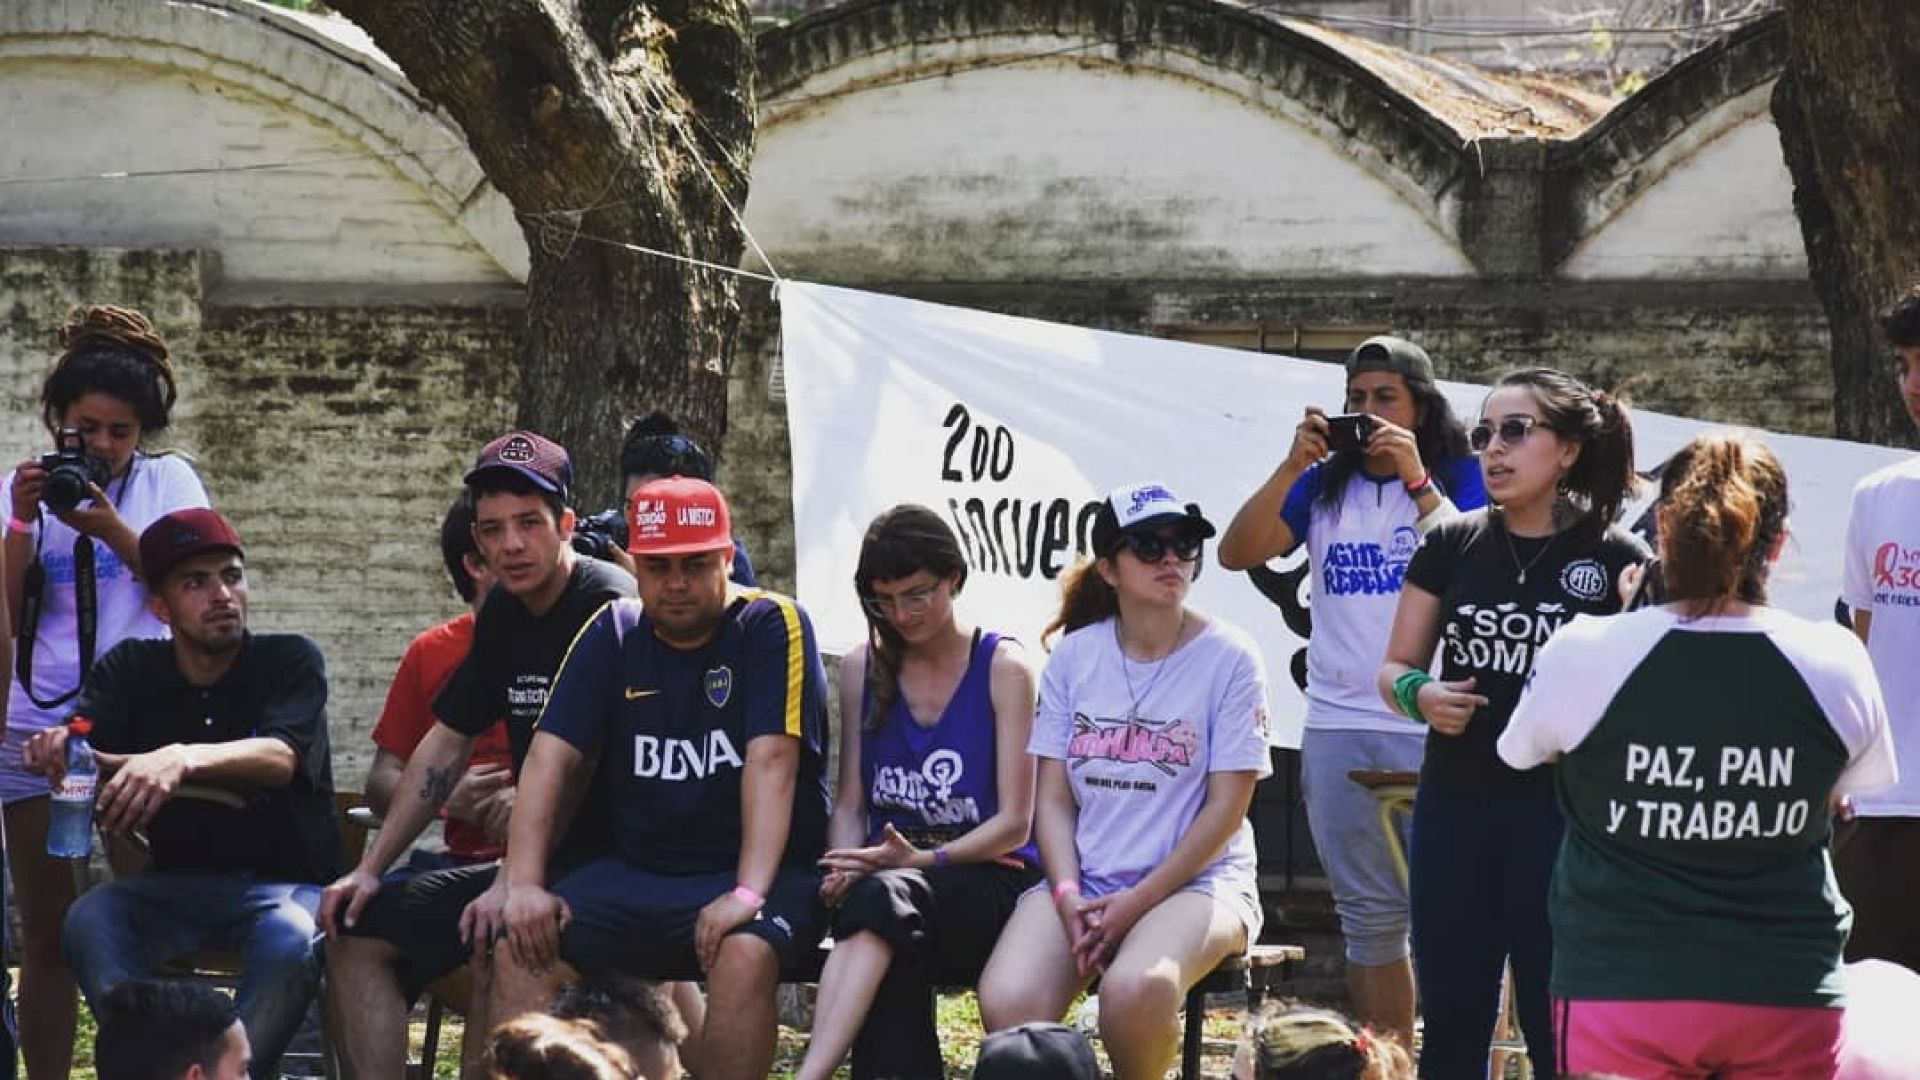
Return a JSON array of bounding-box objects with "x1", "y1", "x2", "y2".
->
[
  {"x1": 1116, "y1": 612, "x2": 1186, "y2": 721},
  {"x1": 1502, "y1": 520, "x2": 1558, "y2": 585}
]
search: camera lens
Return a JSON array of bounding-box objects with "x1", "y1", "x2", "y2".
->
[{"x1": 42, "y1": 467, "x2": 87, "y2": 512}]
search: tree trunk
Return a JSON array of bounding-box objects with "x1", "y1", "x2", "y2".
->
[
  {"x1": 327, "y1": 0, "x2": 758, "y2": 504},
  {"x1": 1773, "y1": 2, "x2": 1920, "y2": 448}
]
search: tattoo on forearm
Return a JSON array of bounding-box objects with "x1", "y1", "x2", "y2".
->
[{"x1": 420, "y1": 764, "x2": 457, "y2": 808}]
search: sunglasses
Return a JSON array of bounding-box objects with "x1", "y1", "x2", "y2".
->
[
  {"x1": 1469, "y1": 415, "x2": 1554, "y2": 454},
  {"x1": 1115, "y1": 532, "x2": 1204, "y2": 564}
]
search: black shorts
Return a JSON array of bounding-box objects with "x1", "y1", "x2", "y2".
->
[
  {"x1": 1835, "y1": 815, "x2": 1920, "y2": 971},
  {"x1": 832, "y1": 862, "x2": 1037, "y2": 984},
  {"x1": 553, "y1": 857, "x2": 826, "y2": 980},
  {"x1": 347, "y1": 861, "x2": 497, "y2": 1001}
]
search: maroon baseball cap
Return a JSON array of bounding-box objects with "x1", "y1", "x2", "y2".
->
[
  {"x1": 465, "y1": 430, "x2": 573, "y2": 497},
  {"x1": 139, "y1": 508, "x2": 244, "y2": 588}
]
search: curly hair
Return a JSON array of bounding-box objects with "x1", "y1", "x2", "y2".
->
[{"x1": 41, "y1": 305, "x2": 179, "y2": 436}]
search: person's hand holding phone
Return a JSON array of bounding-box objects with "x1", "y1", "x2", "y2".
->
[
  {"x1": 1285, "y1": 407, "x2": 1331, "y2": 471},
  {"x1": 1324, "y1": 413, "x2": 1376, "y2": 455}
]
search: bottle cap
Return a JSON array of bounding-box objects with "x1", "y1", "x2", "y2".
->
[{"x1": 68, "y1": 716, "x2": 92, "y2": 736}]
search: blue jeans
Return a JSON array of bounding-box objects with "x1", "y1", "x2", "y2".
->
[
  {"x1": 65, "y1": 874, "x2": 322, "y2": 1078},
  {"x1": 1409, "y1": 783, "x2": 1562, "y2": 1080}
]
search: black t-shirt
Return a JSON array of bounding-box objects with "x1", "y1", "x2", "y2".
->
[
  {"x1": 434, "y1": 556, "x2": 635, "y2": 859},
  {"x1": 1404, "y1": 510, "x2": 1650, "y2": 793},
  {"x1": 75, "y1": 634, "x2": 343, "y2": 883}
]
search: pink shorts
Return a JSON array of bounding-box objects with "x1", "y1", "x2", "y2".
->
[{"x1": 1557, "y1": 997, "x2": 1842, "y2": 1079}]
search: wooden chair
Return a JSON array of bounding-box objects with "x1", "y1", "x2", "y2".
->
[
  {"x1": 155, "y1": 789, "x2": 369, "y2": 1079},
  {"x1": 1178, "y1": 944, "x2": 1305, "y2": 1079}
]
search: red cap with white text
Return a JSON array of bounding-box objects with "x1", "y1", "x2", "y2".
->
[{"x1": 627, "y1": 476, "x2": 735, "y2": 557}]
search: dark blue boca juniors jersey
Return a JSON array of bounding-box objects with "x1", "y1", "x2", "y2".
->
[{"x1": 536, "y1": 589, "x2": 832, "y2": 874}]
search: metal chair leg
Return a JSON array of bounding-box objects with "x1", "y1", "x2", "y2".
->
[{"x1": 1180, "y1": 982, "x2": 1206, "y2": 1079}]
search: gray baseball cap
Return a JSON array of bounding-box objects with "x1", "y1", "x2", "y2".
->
[{"x1": 1346, "y1": 335, "x2": 1435, "y2": 384}]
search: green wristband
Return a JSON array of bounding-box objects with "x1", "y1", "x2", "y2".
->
[{"x1": 1393, "y1": 670, "x2": 1435, "y2": 724}]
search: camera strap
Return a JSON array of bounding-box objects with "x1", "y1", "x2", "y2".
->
[
  {"x1": 16, "y1": 533, "x2": 96, "y2": 712},
  {"x1": 14, "y1": 459, "x2": 134, "y2": 712}
]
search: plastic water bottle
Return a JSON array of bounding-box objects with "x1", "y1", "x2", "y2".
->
[{"x1": 47, "y1": 717, "x2": 97, "y2": 859}]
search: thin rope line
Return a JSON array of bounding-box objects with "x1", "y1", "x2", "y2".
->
[
  {"x1": 0, "y1": 146, "x2": 469, "y2": 187},
  {"x1": 639, "y1": 76, "x2": 783, "y2": 282},
  {"x1": 547, "y1": 226, "x2": 780, "y2": 283}
]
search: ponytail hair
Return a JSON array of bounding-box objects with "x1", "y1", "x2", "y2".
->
[
  {"x1": 1657, "y1": 431, "x2": 1788, "y2": 615},
  {"x1": 1043, "y1": 558, "x2": 1118, "y2": 647},
  {"x1": 1245, "y1": 1002, "x2": 1411, "y2": 1080},
  {"x1": 483, "y1": 1015, "x2": 634, "y2": 1080},
  {"x1": 42, "y1": 305, "x2": 179, "y2": 436},
  {"x1": 1496, "y1": 368, "x2": 1637, "y2": 536},
  {"x1": 853, "y1": 505, "x2": 968, "y2": 725}
]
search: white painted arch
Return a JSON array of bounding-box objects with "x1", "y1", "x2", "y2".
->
[
  {"x1": 746, "y1": 37, "x2": 1476, "y2": 281},
  {"x1": 1562, "y1": 81, "x2": 1804, "y2": 280},
  {"x1": 0, "y1": 0, "x2": 528, "y2": 288}
]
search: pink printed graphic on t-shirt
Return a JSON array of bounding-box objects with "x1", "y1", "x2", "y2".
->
[
  {"x1": 1067, "y1": 714, "x2": 1198, "y2": 776},
  {"x1": 1872, "y1": 541, "x2": 1920, "y2": 594}
]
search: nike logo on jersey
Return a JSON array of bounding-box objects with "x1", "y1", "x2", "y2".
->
[{"x1": 625, "y1": 688, "x2": 659, "y2": 700}]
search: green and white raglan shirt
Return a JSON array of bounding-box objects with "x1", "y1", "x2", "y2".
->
[{"x1": 1499, "y1": 606, "x2": 1895, "y2": 1007}]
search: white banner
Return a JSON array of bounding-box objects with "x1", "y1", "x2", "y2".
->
[{"x1": 782, "y1": 281, "x2": 1909, "y2": 748}]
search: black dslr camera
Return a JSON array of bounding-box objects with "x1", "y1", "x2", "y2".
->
[
  {"x1": 571, "y1": 508, "x2": 630, "y2": 562},
  {"x1": 38, "y1": 428, "x2": 110, "y2": 512}
]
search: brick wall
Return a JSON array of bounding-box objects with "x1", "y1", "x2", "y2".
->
[{"x1": 0, "y1": 247, "x2": 522, "y2": 787}]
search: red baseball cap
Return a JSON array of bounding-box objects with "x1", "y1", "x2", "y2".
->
[
  {"x1": 140, "y1": 508, "x2": 244, "y2": 588},
  {"x1": 627, "y1": 477, "x2": 734, "y2": 556}
]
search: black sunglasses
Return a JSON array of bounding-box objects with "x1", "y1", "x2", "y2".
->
[
  {"x1": 1116, "y1": 532, "x2": 1203, "y2": 564},
  {"x1": 1469, "y1": 415, "x2": 1554, "y2": 454}
]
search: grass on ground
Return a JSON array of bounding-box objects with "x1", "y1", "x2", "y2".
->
[{"x1": 60, "y1": 989, "x2": 1253, "y2": 1079}]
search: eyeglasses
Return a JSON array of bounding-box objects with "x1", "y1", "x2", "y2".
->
[
  {"x1": 1116, "y1": 532, "x2": 1204, "y2": 564},
  {"x1": 862, "y1": 583, "x2": 942, "y2": 620},
  {"x1": 1469, "y1": 416, "x2": 1553, "y2": 454}
]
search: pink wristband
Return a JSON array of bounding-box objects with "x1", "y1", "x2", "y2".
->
[
  {"x1": 7, "y1": 516, "x2": 32, "y2": 535},
  {"x1": 1404, "y1": 472, "x2": 1434, "y2": 497},
  {"x1": 1051, "y1": 879, "x2": 1081, "y2": 902},
  {"x1": 731, "y1": 884, "x2": 765, "y2": 910}
]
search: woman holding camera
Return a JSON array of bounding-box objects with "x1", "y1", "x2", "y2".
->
[
  {"x1": 3, "y1": 305, "x2": 208, "y2": 1079},
  {"x1": 1218, "y1": 336, "x2": 1481, "y2": 1048}
]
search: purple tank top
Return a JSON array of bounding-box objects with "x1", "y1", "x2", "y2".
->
[{"x1": 860, "y1": 630, "x2": 1036, "y2": 865}]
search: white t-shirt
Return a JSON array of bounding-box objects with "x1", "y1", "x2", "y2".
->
[
  {"x1": 1030, "y1": 616, "x2": 1273, "y2": 914},
  {"x1": 5, "y1": 452, "x2": 209, "y2": 734},
  {"x1": 1499, "y1": 606, "x2": 1895, "y2": 800},
  {"x1": 1280, "y1": 459, "x2": 1484, "y2": 734},
  {"x1": 1842, "y1": 455, "x2": 1920, "y2": 816}
]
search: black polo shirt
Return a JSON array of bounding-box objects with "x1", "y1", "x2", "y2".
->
[{"x1": 73, "y1": 633, "x2": 342, "y2": 883}]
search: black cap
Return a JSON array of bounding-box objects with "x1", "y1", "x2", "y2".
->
[
  {"x1": 972, "y1": 1022, "x2": 1100, "y2": 1080},
  {"x1": 1346, "y1": 335, "x2": 1435, "y2": 384}
]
